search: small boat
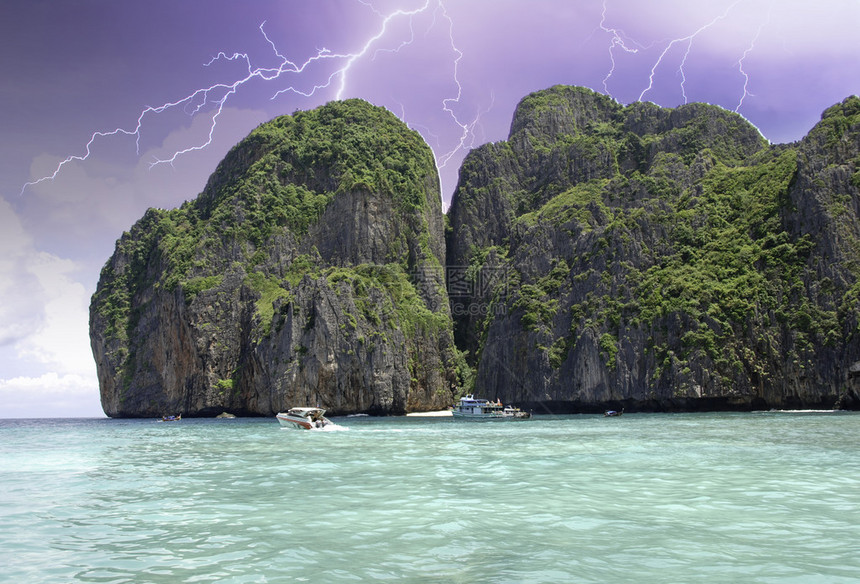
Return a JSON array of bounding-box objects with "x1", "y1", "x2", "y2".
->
[
  {"x1": 451, "y1": 395, "x2": 531, "y2": 420},
  {"x1": 161, "y1": 414, "x2": 181, "y2": 422},
  {"x1": 603, "y1": 409, "x2": 623, "y2": 417},
  {"x1": 276, "y1": 407, "x2": 332, "y2": 430}
]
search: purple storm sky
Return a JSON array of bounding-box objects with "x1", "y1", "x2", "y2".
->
[{"x1": 1, "y1": 0, "x2": 858, "y2": 417}]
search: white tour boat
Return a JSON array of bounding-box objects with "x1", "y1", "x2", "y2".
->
[
  {"x1": 276, "y1": 407, "x2": 332, "y2": 430},
  {"x1": 451, "y1": 395, "x2": 531, "y2": 420}
]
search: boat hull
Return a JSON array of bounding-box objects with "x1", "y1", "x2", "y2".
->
[
  {"x1": 276, "y1": 408, "x2": 331, "y2": 430},
  {"x1": 450, "y1": 395, "x2": 531, "y2": 420},
  {"x1": 276, "y1": 414, "x2": 313, "y2": 429}
]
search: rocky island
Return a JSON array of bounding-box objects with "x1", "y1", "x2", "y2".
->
[{"x1": 90, "y1": 86, "x2": 860, "y2": 416}]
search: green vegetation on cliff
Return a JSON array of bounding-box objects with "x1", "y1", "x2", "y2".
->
[
  {"x1": 91, "y1": 99, "x2": 456, "y2": 417},
  {"x1": 91, "y1": 87, "x2": 860, "y2": 416},
  {"x1": 94, "y1": 100, "x2": 441, "y2": 344},
  {"x1": 199, "y1": 98, "x2": 435, "y2": 245},
  {"x1": 449, "y1": 85, "x2": 860, "y2": 410}
]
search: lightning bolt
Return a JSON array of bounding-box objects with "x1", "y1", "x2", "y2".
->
[
  {"x1": 596, "y1": 0, "x2": 773, "y2": 115},
  {"x1": 354, "y1": 0, "x2": 487, "y2": 174},
  {"x1": 598, "y1": 0, "x2": 640, "y2": 96},
  {"x1": 638, "y1": 0, "x2": 742, "y2": 103},
  {"x1": 735, "y1": 17, "x2": 767, "y2": 113},
  {"x1": 357, "y1": 0, "x2": 487, "y2": 172},
  {"x1": 20, "y1": 0, "x2": 473, "y2": 197},
  {"x1": 436, "y1": 1, "x2": 473, "y2": 169}
]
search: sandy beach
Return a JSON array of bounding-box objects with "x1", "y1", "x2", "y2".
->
[{"x1": 406, "y1": 410, "x2": 452, "y2": 417}]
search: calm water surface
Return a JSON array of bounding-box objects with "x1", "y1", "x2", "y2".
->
[{"x1": 1, "y1": 412, "x2": 858, "y2": 583}]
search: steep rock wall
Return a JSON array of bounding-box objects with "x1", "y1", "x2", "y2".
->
[
  {"x1": 91, "y1": 87, "x2": 860, "y2": 416},
  {"x1": 447, "y1": 86, "x2": 860, "y2": 412},
  {"x1": 91, "y1": 100, "x2": 455, "y2": 417}
]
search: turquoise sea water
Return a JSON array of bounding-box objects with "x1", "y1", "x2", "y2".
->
[{"x1": 1, "y1": 412, "x2": 858, "y2": 583}]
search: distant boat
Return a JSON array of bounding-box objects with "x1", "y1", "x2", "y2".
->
[
  {"x1": 276, "y1": 407, "x2": 332, "y2": 430},
  {"x1": 161, "y1": 414, "x2": 181, "y2": 422},
  {"x1": 451, "y1": 395, "x2": 531, "y2": 420},
  {"x1": 603, "y1": 409, "x2": 623, "y2": 417}
]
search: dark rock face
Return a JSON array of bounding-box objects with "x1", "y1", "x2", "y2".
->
[
  {"x1": 90, "y1": 100, "x2": 456, "y2": 417},
  {"x1": 91, "y1": 88, "x2": 860, "y2": 417},
  {"x1": 447, "y1": 86, "x2": 860, "y2": 412}
]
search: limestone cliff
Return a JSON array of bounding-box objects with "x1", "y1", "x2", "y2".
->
[
  {"x1": 447, "y1": 86, "x2": 860, "y2": 412},
  {"x1": 90, "y1": 100, "x2": 456, "y2": 417},
  {"x1": 91, "y1": 88, "x2": 860, "y2": 417}
]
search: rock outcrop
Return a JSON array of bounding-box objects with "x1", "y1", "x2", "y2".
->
[
  {"x1": 447, "y1": 86, "x2": 860, "y2": 412},
  {"x1": 91, "y1": 88, "x2": 860, "y2": 417},
  {"x1": 90, "y1": 100, "x2": 456, "y2": 417}
]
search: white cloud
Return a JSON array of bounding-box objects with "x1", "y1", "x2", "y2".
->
[
  {"x1": 0, "y1": 373, "x2": 102, "y2": 418},
  {"x1": 0, "y1": 197, "x2": 101, "y2": 418},
  {"x1": 4, "y1": 107, "x2": 269, "y2": 418},
  {"x1": 15, "y1": 251, "x2": 96, "y2": 377},
  {"x1": 0, "y1": 199, "x2": 44, "y2": 347}
]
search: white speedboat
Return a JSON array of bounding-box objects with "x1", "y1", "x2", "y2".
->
[
  {"x1": 451, "y1": 395, "x2": 531, "y2": 420},
  {"x1": 276, "y1": 407, "x2": 332, "y2": 430}
]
